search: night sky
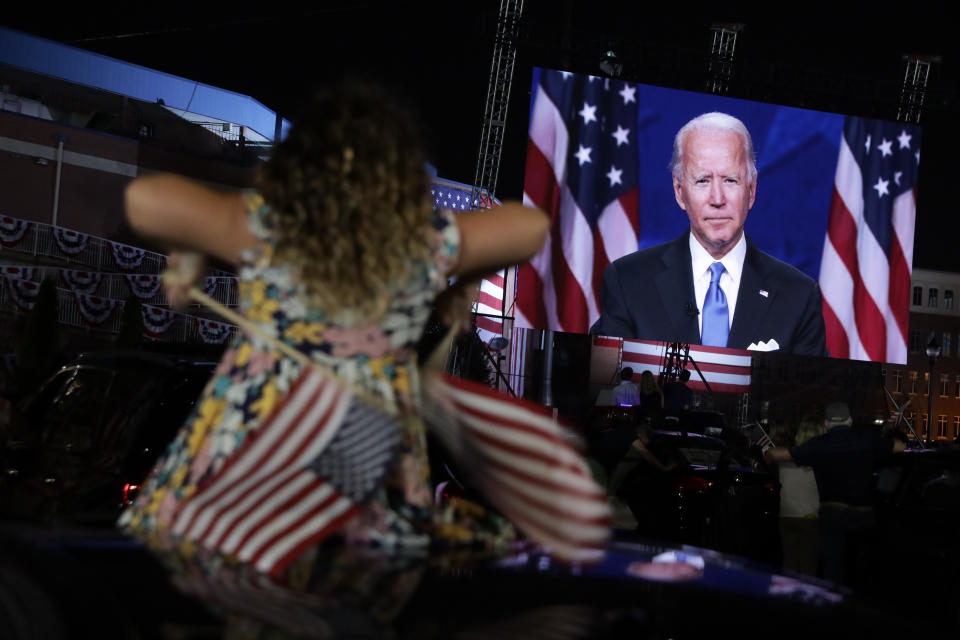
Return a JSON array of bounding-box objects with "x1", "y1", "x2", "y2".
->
[{"x1": 3, "y1": 1, "x2": 958, "y2": 269}]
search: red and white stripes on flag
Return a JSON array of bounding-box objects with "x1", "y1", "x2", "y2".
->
[
  {"x1": 819, "y1": 117, "x2": 920, "y2": 365},
  {"x1": 516, "y1": 69, "x2": 640, "y2": 334},
  {"x1": 597, "y1": 337, "x2": 752, "y2": 393},
  {"x1": 169, "y1": 368, "x2": 400, "y2": 577},
  {"x1": 474, "y1": 269, "x2": 506, "y2": 347},
  {"x1": 424, "y1": 372, "x2": 610, "y2": 563}
]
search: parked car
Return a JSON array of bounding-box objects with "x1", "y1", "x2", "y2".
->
[
  {"x1": 612, "y1": 429, "x2": 780, "y2": 564},
  {"x1": 0, "y1": 351, "x2": 215, "y2": 524}
]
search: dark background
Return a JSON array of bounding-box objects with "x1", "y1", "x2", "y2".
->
[{"x1": 3, "y1": 1, "x2": 957, "y2": 268}]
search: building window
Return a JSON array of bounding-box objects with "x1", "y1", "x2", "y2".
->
[
  {"x1": 893, "y1": 369, "x2": 903, "y2": 393},
  {"x1": 956, "y1": 375, "x2": 960, "y2": 399},
  {"x1": 944, "y1": 333, "x2": 952, "y2": 358},
  {"x1": 908, "y1": 371, "x2": 918, "y2": 394},
  {"x1": 941, "y1": 373, "x2": 950, "y2": 397},
  {"x1": 924, "y1": 371, "x2": 930, "y2": 396},
  {"x1": 929, "y1": 288, "x2": 938, "y2": 307},
  {"x1": 954, "y1": 416, "x2": 960, "y2": 439},
  {"x1": 909, "y1": 331, "x2": 922, "y2": 353},
  {"x1": 921, "y1": 414, "x2": 928, "y2": 436},
  {"x1": 938, "y1": 415, "x2": 948, "y2": 438},
  {"x1": 913, "y1": 286, "x2": 923, "y2": 306},
  {"x1": 946, "y1": 290, "x2": 954, "y2": 310}
]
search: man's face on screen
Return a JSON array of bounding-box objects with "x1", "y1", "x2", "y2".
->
[{"x1": 673, "y1": 128, "x2": 756, "y2": 260}]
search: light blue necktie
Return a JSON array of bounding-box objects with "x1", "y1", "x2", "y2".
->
[{"x1": 701, "y1": 262, "x2": 729, "y2": 347}]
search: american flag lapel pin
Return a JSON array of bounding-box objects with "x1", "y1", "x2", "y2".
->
[{"x1": 759, "y1": 289, "x2": 769, "y2": 298}]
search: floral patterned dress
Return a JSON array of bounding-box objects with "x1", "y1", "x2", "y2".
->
[{"x1": 119, "y1": 192, "x2": 514, "y2": 563}]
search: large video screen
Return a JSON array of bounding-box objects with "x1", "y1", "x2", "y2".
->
[{"x1": 516, "y1": 67, "x2": 922, "y2": 365}]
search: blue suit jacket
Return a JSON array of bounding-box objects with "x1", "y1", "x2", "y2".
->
[{"x1": 589, "y1": 232, "x2": 829, "y2": 357}]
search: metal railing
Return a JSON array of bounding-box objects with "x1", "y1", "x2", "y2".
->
[
  {"x1": 0, "y1": 265, "x2": 238, "y2": 308},
  {"x1": 0, "y1": 283, "x2": 238, "y2": 344}
]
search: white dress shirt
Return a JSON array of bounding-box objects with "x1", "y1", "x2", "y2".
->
[{"x1": 689, "y1": 232, "x2": 747, "y2": 336}]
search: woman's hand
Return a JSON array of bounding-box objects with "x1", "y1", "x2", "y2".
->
[
  {"x1": 163, "y1": 250, "x2": 205, "y2": 309},
  {"x1": 434, "y1": 277, "x2": 481, "y2": 335}
]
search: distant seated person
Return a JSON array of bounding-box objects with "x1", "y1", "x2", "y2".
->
[
  {"x1": 589, "y1": 112, "x2": 828, "y2": 357},
  {"x1": 663, "y1": 369, "x2": 693, "y2": 411},
  {"x1": 637, "y1": 370, "x2": 663, "y2": 412},
  {"x1": 612, "y1": 367, "x2": 641, "y2": 407}
]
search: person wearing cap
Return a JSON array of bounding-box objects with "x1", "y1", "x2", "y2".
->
[{"x1": 765, "y1": 402, "x2": 905, "y2": 585}]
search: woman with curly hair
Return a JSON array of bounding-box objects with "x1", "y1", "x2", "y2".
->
[{"x1": 118, "y1": 81, "x2": 548, "y2": 563}]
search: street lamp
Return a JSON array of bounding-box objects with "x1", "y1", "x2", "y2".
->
[{"x1": 926, "y1": 335, "x2": 941, "y2": 446}]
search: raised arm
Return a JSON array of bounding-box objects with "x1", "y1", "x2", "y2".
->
[
  {"x1": 449, "y1": 201, "x2": 549, "y2": 279},
  {"x1": 124, "y1": 174, "x2": 258, "y2": 266}
]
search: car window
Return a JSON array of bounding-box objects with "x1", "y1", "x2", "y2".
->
[{"x1": 33, "y1": 367, "x2": 114, "y2": 453}]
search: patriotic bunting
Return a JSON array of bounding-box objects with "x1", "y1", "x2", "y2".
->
[
  {"x1": 170, "y1": 368, "x2": 401, "y2": 577},
  {"x1": 61, "y1": 269, "x2": 102, "y2": 294},
  {"x1": 0, "y1": 216, "x2": 30, "y2": 247},
  {"x1": 141, "y1": 304, "x2": 176, "y2": 337},
  {"x1": 198, "y1": 317, "x2": 233, "y2": 344},
  {"x1": 423, "y1": 372, "x2": 610, "y2": 563},
  {"x1": 53, "y1": 228, "x2": 89, "y2": 255},
  {"x1": 204, "y1": 277, "x2": 220, "y2": 296},
  {"x1": 0, "y1": 266, "x2": 37, "y2": 280},
  {"x1": 110, "y1": 240, "x2": 146, "y2": 270},
  {"x1": 3, "y1": 276, "x2": 41, "y2": 311},
  {"x1": 73, "y1": 293, "x2": 117, "y2": 325},
  {"x1": 126, "y1": 274, "x2": 163, "y2": 300}
]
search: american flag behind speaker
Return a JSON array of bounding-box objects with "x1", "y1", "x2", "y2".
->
[
  {"x1": 516, "y1": 69, "x2": 640, "y2": 334},
  {"x1": 818, "y1": 117, "x2": 921, "y2": 364}
]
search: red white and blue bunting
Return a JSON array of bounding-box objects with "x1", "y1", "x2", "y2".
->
[
  {"x1": 141, "y1": 303, "x2": 176, "y2": 337},
  {"x1": 61, "y1": 269, "x2": 102, "y2": 295},
  {"x1": 0, "y1": 266, "x2": 37, "y2": 281},
  {"x1": 0, "y1": 216, "x2": 30, "y2": 247},
  {"x1": 125, "y1": 274, "x2": 162, "y2": 300},
  {"x1": 110, "y1": 241, "x2": 146, "y2": 271},
  {"x1": 3, "y1": 276, "x2": 40, "y2": 311},
  {"x1": 203, "y1": 277, "x2": 219, "y2": 296},
  {"x1": 197, "y1": 317, "x2": 232, "y2": 344},
  {"x1": 73, "y1": 293, "x2": 116, "y2": 326},
  {"x1": 53, "y1": 228, "x2": 89, "y2": 255}
]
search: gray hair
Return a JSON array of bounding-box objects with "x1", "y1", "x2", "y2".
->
[{"x1": 670, "y1": 112, "x2": 757, "y2": 184}]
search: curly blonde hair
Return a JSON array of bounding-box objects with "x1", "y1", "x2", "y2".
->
[{"x1": 256, "y1": 81, "x2": 434, "y2": 318}]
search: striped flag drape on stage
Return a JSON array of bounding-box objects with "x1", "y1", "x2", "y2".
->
[
  {"x1": 818, "y1": 117, "x2": 921, "y2": 365},
  {"x1": 170, "y1": 369, "x2": 400, "y2": 577},
  {"x1": 516, "y1": 69, "x2": 640, "y2": 334},
  {"x1": 424, "y1": 372, "x2": 610, "y2": 562},
  {"x1": 596, "y1": 337, "x2": 752, "y2": 394}
]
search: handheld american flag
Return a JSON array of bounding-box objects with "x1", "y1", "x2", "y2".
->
[
  {"x1": 517, "y1": 69, "x2": 640, "y2": 334},
  {"x1": 423, "y1": 372, "x2": 611, "y2": 563},
  {"x1": 819, "y1": 116, "x2": 921, "y2": 364},
  {"x1": 169, "y1": 367, "x2": 401, "y2": 578}
]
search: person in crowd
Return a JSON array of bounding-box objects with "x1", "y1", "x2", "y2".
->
[
  {"x1": 776, "y1": 416, "x2": 826, "y2": 576},
  {"x1": 590, "y1": 112, "x2": 828, "y2": 357},
  {"x1": 638, "y1": 370, "x2": 664, "y2": 412},
  {"x1": 663, "y1": 369, "x2": 693, "y2": 411},
  {"x1": 118, "y1": 80, "x2": 549, "y2": 566},
  {"x1": 613, "y1": 366, "x2": 641, "y2": 407},
  {"x1": 765, "y1": 402, "x2": 905, "y2": 585}
]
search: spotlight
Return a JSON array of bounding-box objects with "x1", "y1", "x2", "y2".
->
[{"x1": 599, "y1": 50, "x2": 623, "y2": 78}]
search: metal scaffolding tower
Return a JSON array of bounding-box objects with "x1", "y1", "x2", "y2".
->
[
  {"x1": 897, "y1": 54, "x2": 940, "y2": 123},
  {"x1": 470, "y1": 0, "x2": 525, "y2": 209},
  {"x1": 706, "y1": 22, "x2": 744, "y2": 95}
]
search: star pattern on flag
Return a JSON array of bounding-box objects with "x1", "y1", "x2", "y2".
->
[
  {"x1": 864, "y1": 135, "x2": 871, "y2": 153},
  {"x1": 579, "y1": 103, "x2": 597, "y2": 125},
  {"x1": 872, "y1": 177, "x2": 890, "y2": 198},
  {"x1": 618, "y1": 85, "x2": 636, "y2": 104},
  {"x1": 575, "y1": 145, "x2": 593, "y2": 166},
  {"x1": 894, "y1": 170, "x2": 903, "y2": 186},
  {"x1": 606, "y1": 166, "x2": 623, "y2": 186},
  {"x1": 877, "y1": 138, "x2": 893, "y2": 157},
  {"x1": 612, "y1": 125, "x2": 630, "y2": 146},
  {"x1": 897, "y1": 130, "x2": 912, "y2": 149}
]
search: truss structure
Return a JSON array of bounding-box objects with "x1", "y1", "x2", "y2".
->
[
  {"x1": 470, "y1": 0, "x2": 525, "y2": 209},
  {"x1": 896, "y1": 54, "x2": 940, "y2": 124},
  {"x1": 705, "y1": 22, "x2": 744, "y2": 95}
]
